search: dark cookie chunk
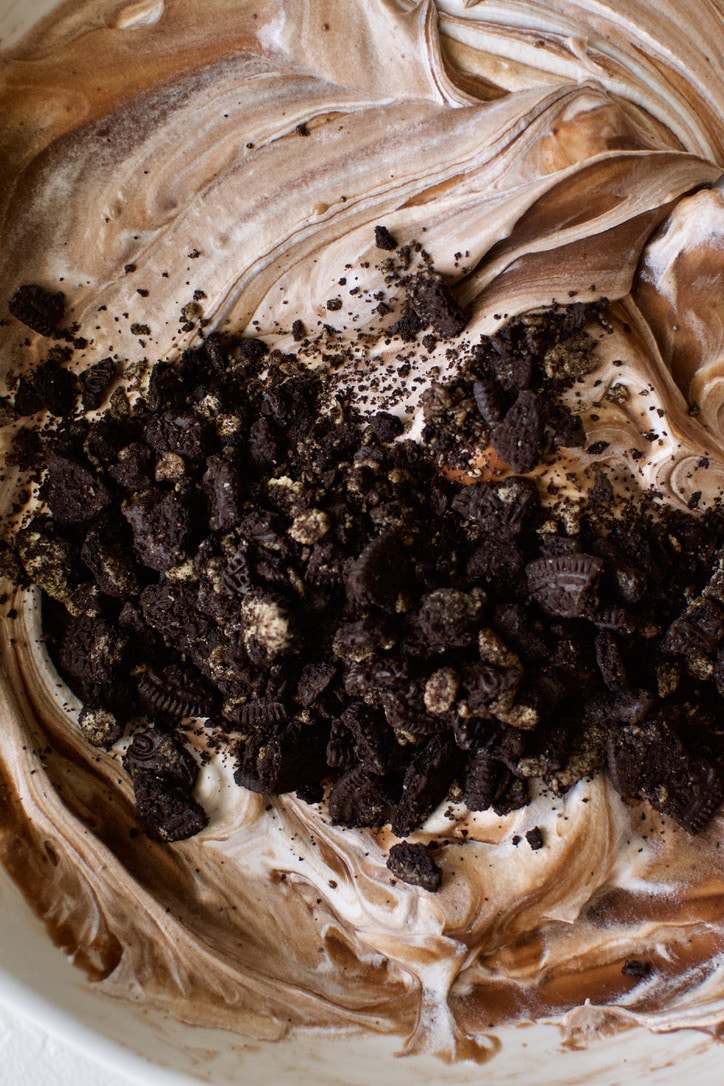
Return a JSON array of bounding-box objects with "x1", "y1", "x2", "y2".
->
[
  {"x1": 79, "y1": 357, "x2": 116, "y2": 411},
  {"x1": 467, "y1": 539, "x2": 525, "y2": 587},
  {"x1": 44, "y1": 455, "x2": 111, "y2": 525},
  {"x1": 374, "y1": 225, "x2": 398, "y2": 251},
  {"x1": 492, "y1": 773, "x2": 530, "y2": 816},
  {"x1": 486, "y1": 343, "x2": 534, "y2": 393},
  {"x1": 475, "y1": 320, "x2": 532, "y2": 378},
  {"x1": 492, "y1": 390, "x2": 544, "y2": 473},
  {"x1": 140, "y1": 582, "x2": 213, "y2": 653},
  {"x1": 345, "y1": 532, "x2": 406, "y2": 612},
  {"x1": 237, "y1": 507, "x2": 284, "y2": 547},
  {"x1": 538, "y1": 536, "x2": 583, "y2": 560},
  {"x1": 32, "y1": 358, "x2": 78, "y2": 417},
  {"x1": 117, "y1": 599, "x2": 147, "y2": 636},
  {"x1": 108, "y1": 442, "x2": 155, "y2": 490},
  {"x1": 526, "y1": 553, "x2": 603, "y2": 619},
  {"x1": 248, "y1": 416, "x2": 280, "y2": 469},
  {"x1": 261, "y1": 371, "x2": 321, "y2": 432},
  {"x1": 588, "y1": 687, "x2": 654, "y2": 728},
  {"x1": 234, "y1": 718, "x2": 328, "y2": 795},
  {"x1": 58, "y1": 613, "x2": 126, "y2": 701},
  {"x1": 67, "y1": 581, "x2": 103, "y2": 617},
  {"x1": 81, "y1": 524, "x2": 139, "y2": 597},
  {"x1": 525, "y1": 826, "x2": 544, "y2": 850},
  {"x1": 8, "y1": 284, "x2": 65, "y2": 336},
  {"x1": 326, "y1": 718, "x2": 355, "y2": 770},
  {"x1": 606, "y1": 717, "x2": 723, "y2": 833},
  {"x1": 380, "y1": 684, "x2": 431, "y2": 737},
  {"x1": 125, "y1": 728, "x2": 200, "y2": 790},
  {"x1": 472, "y1": 378, "x2": 507, "y2": 425},
  {"x1": 392, "y1": 734, "x2": 464, "y2": 837},
  {"x1": 416, "y1": 588, "x2": 484, "y2": 651},
  {"x1": 145, "y1": 410, "x2": 211, "y2": 464},
  {"x1": 589, "y1": 466, "x2": 614, "y2": 505},
  {"x1": 13, "y1": 374, "x2": 45, "y2": 417},
  {"x1": 549, "y1": 402, "x2": 587, "y2": 449},
  {"x1": 137, "y1": 665, "x2": 218, "y2": 720},
  {"x1": 407, "y1": 273, "x2": 467, "y2": 339},
  {"x1": 84, "y1": 415, "x2": 137, "y2": 469},
  {"x1": 236, "y1": 699, "x2": 287, "y2": 728},
  {"x1": 343, "y1": 655, "x2": 411, "y2": 712},
  {"x1": 661, "y1": 762, "x2": 722, "y2": 834},
  {"x1": 328, "y1": 765, "x2": 394, "y2": 828},
  {"x1": 340, "y1": 702, "x2": 395, "y2": 775},
  {"x1": 589, "y1": 604, "x2": 635, "y2": 634},
  {"x1": 297, "y1": 661, "x2": 337, "y2": 707},
  {"x1": 387, "y1": 841, "x2": 442, "y2": 892},
  {"x1": 715, "y1": 647, "x2": 724, "y2": 700},
  {"x1": 664, "y1": 597, "x2": 724, "y2": 657},
  {"x1": 124, "y1": 489, "x2": 196, "y2": 573},
  {"x1": 146, "y1": 360, "x2": 188, "y2": 412},
  {"x1": 594, "y1": 631, "x2": 628, "y2": 692},
  {"x1": 203, "y1": 453, "x2": 244, "y2": 532},
  {"x1": 703, "y1": 555, "x2": 724, "y2": 603},
  {"x1": 132, "y1": 780, "x2": 209, "y2": 843},
  {"x1": 333, "y1": 620, "x2": 382, "y2": 663},
  {"x1": 14, "y1": 516, "x2": 76, "y2": 603},
  {"x1": 236, "y1": 335, "x2": 270, "y2": 364},
  {"x1": 390, "y1": 299, "x2": 425, "y2": 341},
  {"x1": 306, "y1": 540, "x2": 344, "y2": 587},
  {"x1": 366, "y1": 411, "x2": 404, "y2": 443},
  {"x1": 452, "y1": 477, "x2": 539, "y2": 538},
  {"x1": 222, "y1": 545, "x2": 251, "y2": 596},
  {"x1": 493, "y1": 602, "x2": 549, "y2": 662},
  {"x1": 463, "y1": 660, "x2": 522, "y2": 716},
  {"x1": 464, "y1": 751, "x2": 512, "y2": 811}
]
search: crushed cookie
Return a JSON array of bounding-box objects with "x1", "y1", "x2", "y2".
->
[
  {"x1": 8, "y1": 284, "x2": 65, "y2": 336},
  {"x1": 5, "y1": 243, "x2": 724, "y2": 854},
  {"x1": 387, "y1": 840, "x2": 442, "y2": 892}
]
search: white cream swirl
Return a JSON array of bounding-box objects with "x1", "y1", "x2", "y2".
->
[{"x1": 2, "y1": 0, "x2": 724, "y2": 1062}]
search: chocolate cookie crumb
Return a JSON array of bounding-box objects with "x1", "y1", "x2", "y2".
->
[
  {"x1": 374, "y1": 225, "x2": 398, "y2": 251},
  {"x1": 9, "y1": 284, "x2": 65, "y2": 336},
  {"x1": 492, "y1": 390, "x2": 544, "y2": 473},
  {"x1": 387, "y1": 841, "x2": 442, "y2": 892},
  {"x1": 133, "y1": 782, "x2": 208, "y2": 843},
  {"x1": 525, "y1": 826, "x2": 544, "y2": 850},
  {"x1": 79, "y1": 357, "x2": 116, "y2": 411},
  {"x1": 407, "y1": 273, "x2": 467, "y2": 339}
]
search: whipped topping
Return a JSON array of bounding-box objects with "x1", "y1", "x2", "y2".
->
[{"x1": 1, "y1": 0, "x2": 724, "y2": 1061}]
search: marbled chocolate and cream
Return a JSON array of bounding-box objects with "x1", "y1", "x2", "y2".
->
[{"x1": 1, "y1": 0, "x2": 724, "y2": 1061}]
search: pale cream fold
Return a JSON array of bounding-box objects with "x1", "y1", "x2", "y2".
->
[{"x1": 1, "y1": 0, "x2": 724, "y2": 1060}]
